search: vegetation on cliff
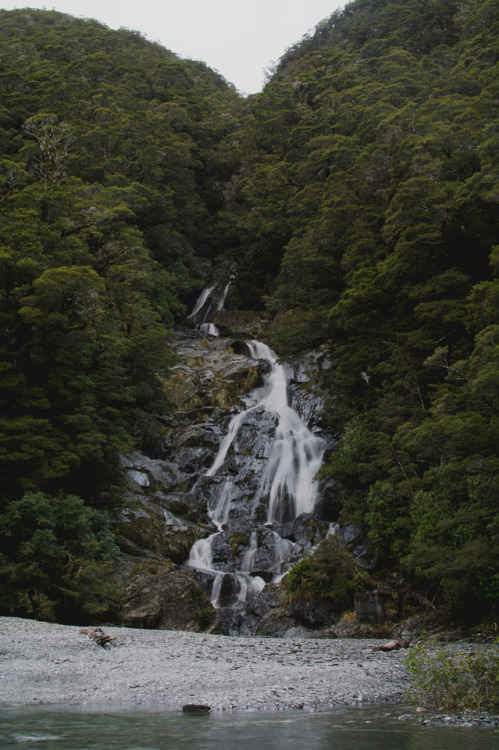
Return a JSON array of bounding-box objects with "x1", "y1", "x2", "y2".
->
[{"x1": 0, "y1": 1, "x2": 497, "y2": 626}]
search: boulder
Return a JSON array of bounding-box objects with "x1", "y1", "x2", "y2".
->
[
  {"x1": 354, "y1": 588, "x2": 397, "y2": 624},
  {"x1": 119, "y1": 560, "x2": 215, "y2": 631},
  {"x1": 329, "y1": 613, "x2": 378, "y2": 639}
]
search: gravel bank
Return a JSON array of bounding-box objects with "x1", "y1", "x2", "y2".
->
[{"x1": 0, "y1": 617, "x2": 409, "y2": 711}]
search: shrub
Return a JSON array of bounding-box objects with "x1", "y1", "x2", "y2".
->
[
  {"x1": 405, "y1": 639, "x2": 499, "y2": 712},
  {"x1": 283, "y1": 534, "x2": 366, "y2": 607}
]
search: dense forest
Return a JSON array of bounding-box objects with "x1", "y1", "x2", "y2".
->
[{"x1": 0, "y1": 0, "x2": 497, "y2": 627}]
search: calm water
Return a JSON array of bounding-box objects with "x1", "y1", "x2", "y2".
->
[{"x1": 0, "y1": 704, "x2": 497, "y2": 749}]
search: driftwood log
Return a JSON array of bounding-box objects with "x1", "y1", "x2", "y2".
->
[
  {"x1": 80, "y1": 627, "x2": 117, "y2": 647},
  {"x1": 371, "y1": 639, "x2": 410, "y2": 652}
]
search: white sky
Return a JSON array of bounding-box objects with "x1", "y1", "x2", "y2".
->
[{"x1": 0, "y1": 1, "x2": 345, "y2": 94}]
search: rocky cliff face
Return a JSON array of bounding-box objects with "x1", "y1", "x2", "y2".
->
[
  {"x1": 114, "y1": 301, "x2": 430, "y2": 640},
  {"x1": 115, "y1": 299, "x2": 344, "y2": 635}
]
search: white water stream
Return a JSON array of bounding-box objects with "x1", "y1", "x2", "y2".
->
[
  {"x1": 189, "y1": 280, "x2": 231, "y2": 337},
  {"x1": 186, "y1": 285, "x2": 326, "y2": 608},
  {"x1": 187, "y1": 284, "x2": 216, "y2": 322}
]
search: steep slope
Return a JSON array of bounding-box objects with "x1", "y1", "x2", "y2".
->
[{"x1": 0, "y1": 9, "x2": 241, "y2": 622}]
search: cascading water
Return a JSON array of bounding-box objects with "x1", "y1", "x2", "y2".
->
[
  {"x1": 186, "y1": 282, "x2": 327, "y2": 627},
  {"x1": 188, "y1": 284, "x2": 216, "y2": 323},
  {"x1": 245, "y1": 341, "x2": 325, "y2": 524},
  {"x1": 188, "y1": 279, "x2": 232, "y2": 337}
]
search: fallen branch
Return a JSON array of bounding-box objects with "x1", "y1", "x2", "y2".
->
[{"x1": 80, "y1": 627, "x2": 117, "y2": 648}]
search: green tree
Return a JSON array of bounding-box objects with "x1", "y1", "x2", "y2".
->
[{"x1": 0, "y1": 492, "x2": 122, "y2": 623}]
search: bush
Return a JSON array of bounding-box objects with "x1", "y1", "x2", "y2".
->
[
  {"x1": 283, "y1": 534, "x2": 366, "y2": 608},
  {"x1": 405, "y1": 639, "x2": 499, "y2": 712}
]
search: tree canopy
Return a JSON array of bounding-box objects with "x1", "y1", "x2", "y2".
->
[{"x1": 0, "y1": 8, "x2": 241, "y2": 503}]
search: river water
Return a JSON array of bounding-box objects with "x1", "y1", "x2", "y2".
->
[{"x1": 0, "y1": 704, "x2": 497, "y2": 749}]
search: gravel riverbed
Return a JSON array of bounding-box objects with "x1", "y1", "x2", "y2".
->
[{"x1": 0, "y1": 617, "x2": 410, "y2": 711}]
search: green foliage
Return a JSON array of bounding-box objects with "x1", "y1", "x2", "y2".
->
[
  {"x1": 0, "y1": 10, "x2": 241, "y2": 503},
  {"x1": 284, "y1": 535, "x2": 366, "y2": 608},
  {"x1": 0, "y1": 9, "x2": 242, "y2": 622},
  {"x1": 406, "y1": 640, "x2": 499, "y2": 711},
  {"x1": 0, "y1": 491, "x2": 122, "y2": 623}
]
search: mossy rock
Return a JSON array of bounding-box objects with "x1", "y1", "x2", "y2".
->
[
  {"x1": 119, "y1": 561, "x2": 215, "y2": 631},
  {"x1": 229, "y1": 532, "x2": 249, "y2": 558},
  {"x1": 116, "y1": 503, "x2": 199, "y2": 563}
]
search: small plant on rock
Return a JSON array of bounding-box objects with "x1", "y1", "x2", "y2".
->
[{"x1": 283, "y1": 535, "x2": 367, "y2": 608}]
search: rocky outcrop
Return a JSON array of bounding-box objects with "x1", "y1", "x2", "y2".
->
[
  {"x1": 115, "y1": 323, "x2": 339, "y2": 635},
  {"x1": 113, "y1": 321, "x2": 431, "y2": 639},
  {"x1": 212, "y1": 309, "x2": 267, "y2": 337},
  {"x1": 116, "y1": 452, "x2": 215, "y2": 564},
  {"x1": 119, "y1": 560, "x2": 215, "y2": 631},
  {"x1": 354, "y1": 589, "x2": 397, "y2": 625}
]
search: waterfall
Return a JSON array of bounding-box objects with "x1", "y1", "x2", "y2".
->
[
  {"x1": 241, "y1": 531, "x2": 258, "y2": 572},
  {"x1": 188, "y1": 284, "x2": 216, "y2": 322},
  {"x1": 203, "y1": 339, "x2": 325, "y2": 522},
  {"x1": 186, "y1": 283, "x2": 326, "y2": 616},
  {"x1": 188, "y1": 280, "x2": 232, "y2": 337},
  {"x1": 245, "y1": 341, "x2": 325, "y2": 523},
  {"x1": 198, "y1": 322, "x2": 219, "y2": 337}
]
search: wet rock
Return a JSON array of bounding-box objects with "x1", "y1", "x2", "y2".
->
[
  {"x1": 338, "y1": 524, "x2": 361, "y2": 546},
  {"x1": 217, "y1": 573, "x2": 242, "y2": 606},
  {"x1": 339, "y1": 524, "x2": 375, "y2": 569},
  {"x1": 210, "y1": 535, "x2": 233, "y2": 567},
  {"x1": 162, "y1": 331, "x2": 262, "y2": 412},
  {"x1": 280, "y1": 514, "x2": 330, "y2": 552},
  {"x1": 182, "y1": 704, "x2": 211, "y2": 714},
  {"x1": 121, "y1": 452, "x2": 182, "y2": 493},
  {"x1": 116, "y1": 490, "x2": 214, "y2": 566},
  {"x1": 212, "y1": 309, "x2": 267, "y2": 337},
  {"x1": 287, "y1": 599, "x2": 340, "y2": 630},
  {"x1": 215, "y1": 583, "x2": 286, "y2": 636},
  {"x1": 170, "y1": 424, "x2": 221, "y2": 450},
  {"x1": 117, "y1": 324, "x2": 345, "y2": 636}
]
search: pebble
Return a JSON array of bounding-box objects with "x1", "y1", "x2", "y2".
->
[
  {"x1": 419, "y1": 711, "x2": 499, "y2": 727},
  {"x1": 0, "y1": 616, "x2": 410, "y2": 711}
]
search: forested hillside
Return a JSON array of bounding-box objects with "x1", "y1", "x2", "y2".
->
[
  {"x1": 0, "y1": 1, "x2": 497, "y2": 627},
  {"x1": 0, "y1": 8, "x2": 240, "y2": 621},
  {"x1": 221, "y1": 0, "x2": 498, "y2": 624}
]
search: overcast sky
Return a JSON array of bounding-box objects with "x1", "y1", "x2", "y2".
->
[{"x1": 1, "y1": 1, "x2": 345, "y2": 94}]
